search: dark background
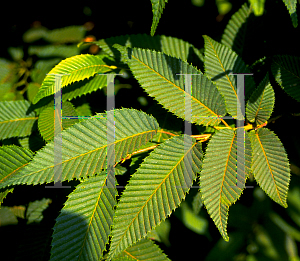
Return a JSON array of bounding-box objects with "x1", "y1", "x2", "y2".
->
[{"x1": 1, "y1": 0, "x2": 300, "y2": 260}]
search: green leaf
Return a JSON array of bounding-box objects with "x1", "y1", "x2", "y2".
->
[
  {"x1": 32, "y1": 54, "x2": 115, "y2": 104},
  {"x1": 203, "y1": 35, "x2": 256, "y2": 117},
  {"x1": 28, "y1": 45, "x2": 80, "y2": 58},
  {"x1": 150, "y1": 0, "x2": 168, "y2": 36},
  {"x1": 50, "y1": 172, "x2": 117, "y2": 260},
  {"x1": 249, "y1": 128, "x2": 291, "y2": 208},
  {"x1": 61, "y1": 74, "x2": 108, "y2": 102},
  {"x1": 23, "y1": 25, "x2": 87, "y2": 44},
  {"x1": 0, "y1": 145, "x2": 33, "y2": 207},
  {"x1": 0, "y1": 58, "x2": 17, "y2": 85},
  {"x1": 216, "y1": 0, "x2": 232, "y2": 15},
  {"x1": 0, "y1": 100, "x2": 37, "y2": 140},
  {"x1": 30, "y1": 58, "x2": 61, "y2": 85},
  {"x1": 176, "y1": 201, "x2": 208, "y2": 235},
  {"x1": 246, "y1": 73, "x2": 275, "y2": 125},
  {"x1": 271, "y1": 55, "x2": 300, "y2": 102},
  {"x1": 282, "y1": 0, "x2": 298, "y2": 28},
  {"x1": 147, "y1": 219, "x2": 171, "y2": 246},
  {"x1": 221, "y1": 3, "x2": 252, "y2": 56},
  {"x1": 96, "y1": 34, "x2": 203, "y2": 69},
  {"x1": 26, "y1": 83, "x2": 41, "y2": 103},
  {"x1": 38, "y1": 101, "x2": 80, "y2": 142},
  {"x1": 114, "y1": 45, "x2": 227, "y2": 126},
  {"x1": 8, "y1": 47, "x2": 24, "y2": 61},
  {"x1": 26, "y1": 198, "x2": 52, "y2": 224},
  {"x1": 23, "y1": 26, "x2": 47, "y2": 43},
  {"x1": 108, "y1": 135, "x2": 203, "y2": 259},
  {"x1": 0, "y1": 109, "x2": 159, "y2": 188},
  {"x1": 74, "y1": 103, "x2": 92, "y2": 117},
  {"x1": 248, "y1": 0, "x2": 265, "y2": 16},
  {"x1": 0, "y1": 206, "x2": 20, "y2": 225},
  {"x1": 200, "y1": 129, "x2": 252, "y2": 241},
  {"x1": 114, "y1": 238, "x2": 170, "y2": 261}
]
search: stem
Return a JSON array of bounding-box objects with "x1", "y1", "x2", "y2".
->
[
  {"x1": 220, "y1": 118, "x2": 230, "y2": 127},
  {"x1": 157, "y1": 130, "x2": 177, "y2": 136},
  {"x1": 130, "y1": 145, "x2": 158, "y2": 156},
  {"x1": 114, "y1": 145, "x2": 159, "y2": 167},
  {"x1": 191, "y1": 134, "x2": 211, "y2": 142}
]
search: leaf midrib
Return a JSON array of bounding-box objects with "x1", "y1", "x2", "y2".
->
[
  {"x1": 218, "y1": 132, "x2": 236, "y2": 237},
  {"x1": 130, "y1": 51, "x2": 220, "y2": 119},
  {"x1": 0, "y1": 117, "x2": 37, "y2": 123},
  {"x1": 273, "y1": 59, "x2": 300, "y2": 81},
  {"x1": 1, "y1": 130, "x2": 156, "y2": 184},
  {"x1": 78, "y1": 176, "x2": 108, "y2": 260},
  {"x1": 254, "y1": 84, "x2": 266, "y2": 121},
  {"x1": 111, "y1": 141, "x2": 197, "y2": 257},
  {"x1": 255, "y1": 131, "x2": 284, "y2": 205}
]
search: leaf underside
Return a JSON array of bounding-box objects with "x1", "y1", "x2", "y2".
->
[
  {"x1": 96, "y1": 34, "x2": 203, "y2": 69},
  {"x1": 108, "y1": 135, "x2": 203, "y2": 259},
  {"x1": 0, "y1": 100, "x2": 37, "y2": 140},
  {"x1": 249, "y1": 128, "x2": 290, "y2": 208},
  {"x1": 0, "y1": 145, "x2": 33, "y2": 206},
  {"x1": 50, "y1": 172, "x2": 117, "y2": 260},
  {"x1": 203, "y1": 35, "x2": 256, "y2": 117},
  {"x1": 114, "y1": 238, "x2": 170, "y2": 261},
  {"x1": 221, "y1": 3, "x2": 252, "y2": 56},
  {"x1": 38, "y1": 101, "x2": 80, "y2": 142},
  {"x1": 246, "y1": 73, "x2": 275, "y2": 125},
  {"x1": 200, "y1": 129, "x2": 252, "y2": 241},
  {"x1": 114, "y1": 45, "x2": 227, "y2": 127},
  {"x1": 150, "y1": 0, "x2": 168, "y2": 36}
]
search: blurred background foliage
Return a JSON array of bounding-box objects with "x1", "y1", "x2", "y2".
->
[{"x1": 0, "y1": 0, "x2": 300, "y2": 260}]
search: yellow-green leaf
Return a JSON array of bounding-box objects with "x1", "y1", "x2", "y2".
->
[
  {"x1": 200, "y1": 129, "x2": 251, "y2": 241},
  {"x1": 249, "y1": 128, "x2": 291, "y2": 207}
]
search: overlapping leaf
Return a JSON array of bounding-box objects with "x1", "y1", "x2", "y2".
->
[
  {"x1": 114, "y1": 238, "x2": 170, "y2": 261},
  {"x1": 0, "y1": 100, "x2": 37, "y2": 140},
  {"x1": 50, "y1": 172, "x2": 116, "y2": 260},
  {"x1": 271, "y1": 55, "x2": 300, "y2": 102},
  {"x1": 113, "y1": 44, "x2": 227, "y2": 126},
  {"x1": 246, "y1": 73, "x2": 275, "y2": 125},
  {"x1": 60, "y1": 74, "x2": 108, "y2": 102},
  {"x1": 38, "y1": 101, "x2": 80, "y2": 142},
  {"x1": 108, "y1": 135, "x2": 203, "y2": 259},
  {"x1": 33, "y1": 54, "x2": 116, "y2": 104},
  {"x1": 0, "y1": 145, "x2": 33, "y2": 206},
  {"x1": 0, "y1": 109, "x2": 159, "y2": 188},
  {"x1": 221, "y1": 3, "x2": 252, "y2": 56},
  {"x1": 200, "y1": 129, "x2": 251, "y2": 241},
  {"x1": 204, "y1": 35, "x2": 256, "y2": 117},
  {"x1": 96, "y1": 34, "x2": 203, "y2": 69},
  {"x1": 249, "y1": 128, "x2": 290, "y2": 207},
  {"x1": 150, "y1": 0, "x2": 168, "y2": 36}
]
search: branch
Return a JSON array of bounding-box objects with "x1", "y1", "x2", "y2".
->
[{"x1": 114, "y1": 145, "x2": 159, "y2": 167}]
